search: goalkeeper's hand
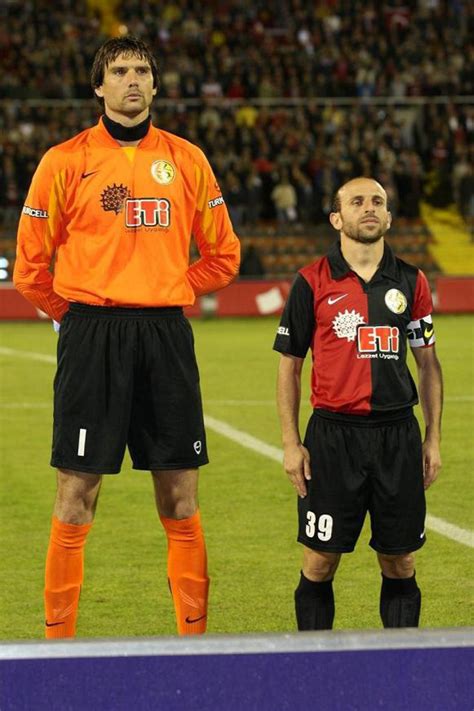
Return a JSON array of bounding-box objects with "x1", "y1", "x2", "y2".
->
[{"x1": 53, "y1": 320, "x2": 60, "y2": 333}]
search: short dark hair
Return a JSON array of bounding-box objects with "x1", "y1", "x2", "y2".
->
[{"x1": 91, "y1": 36, "x2": 160, "y2": 105}]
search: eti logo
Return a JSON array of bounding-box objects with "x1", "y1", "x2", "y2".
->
[
  {"x1": 125, "y1": 198, "x2": 171, "y2": 228},
  {"x1": 358, "y1": 326, "x2": 399, "y2": 353}
]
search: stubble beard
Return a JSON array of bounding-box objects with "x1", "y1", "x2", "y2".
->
[
  {"x1": 343, "y1": 222, "x2": 386, "y2": 244},
  {"x1": 121, "y1": 94, "x2": 150, "y2": 118},
  {"x1": 123, "y1": 106, "x2": 146, "y2": 119}
]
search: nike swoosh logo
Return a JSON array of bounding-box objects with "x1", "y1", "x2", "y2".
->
[
  {"x1": 424, "y1": 328, "x2": 434, "y2": 339},
  {"x1": 81, "y1": 171, "x2": 99, "y2": 179},
  {"x1": 185, "y1": 614, "x2": 207, "y2": 624},
  {"x1": 45, "y1": 620, "x2": 65, "y2": 627},
  {"x1": 328, "y1": 294, "x2": 348, "y2": 305}
]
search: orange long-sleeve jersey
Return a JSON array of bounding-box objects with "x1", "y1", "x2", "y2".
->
[{"x1": 14, "y1": 118, "x2": 240, "y2": 321}]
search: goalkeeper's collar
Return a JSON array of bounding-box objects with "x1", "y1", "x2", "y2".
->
[{"x1": 102, "y1": 113, "x2": 151, "y2": 142}]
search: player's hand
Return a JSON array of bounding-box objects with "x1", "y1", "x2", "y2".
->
[
  {"x1": 422, "y1": 438, "x2": 441, "y2": 489},
  {"x1": 283, "y1": 442, "x2": 311, "y2": 498},
  {"x1": 53, "y1": 320, "x2": 60, "y2": 333}
]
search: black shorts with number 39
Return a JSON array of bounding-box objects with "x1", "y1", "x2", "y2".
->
[
  {"x1": 51, "y1": 303, "x2": 208, "y2": 474},
  {"x1": 298, "y1": 409, "x2": 426, "y2": 555}
]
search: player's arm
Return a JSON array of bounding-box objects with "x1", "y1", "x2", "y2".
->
[
  {"x1": 273, "y1": 273, "x2": 315, "y2": 497},
  {"x1": 277, "y1": 354, "x2": 311, "y2": 498},
  {"x1": 408, "y1": 269, "x2": 443, "y2": 489},
  {"x1": 13, "y1": 150, "x2": 69, "y2": 322},
  {"x1": 411, "y1": 344, "x2": 443, "y2": 489},
  {"x1": 186, "y1": 152, "x2": 240, "y2": 296}
]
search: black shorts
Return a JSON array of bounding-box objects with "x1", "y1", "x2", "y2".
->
[
  {"x1": 51, "y1": 304, "x2": 208, "y2": 474},
  {"x1": 298, "y1": 409, "x2": 426, "y2": 555}
]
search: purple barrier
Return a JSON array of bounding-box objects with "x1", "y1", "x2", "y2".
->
[{"x1": 1, "y1": 631, "x2": 473, "y2": 711}]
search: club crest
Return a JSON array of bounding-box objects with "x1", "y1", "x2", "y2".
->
[
  {"x1": 385, "y1": 289, "x2": 407, "y2": 314},
  {"x1": 151, "y1": 160, "x2": 176, "y2": 185}
]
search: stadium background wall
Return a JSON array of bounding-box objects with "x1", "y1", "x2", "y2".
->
[{"x1": 0, "y1": 277, "x2": 473, "y2": 320}]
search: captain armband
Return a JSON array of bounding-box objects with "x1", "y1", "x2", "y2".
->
[{"x1": 407, "y1": 314, "x2": 435, "y2": 347}]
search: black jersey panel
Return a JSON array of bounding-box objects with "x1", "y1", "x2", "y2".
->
[
  {"x1": 368, "y1": 260, "x2": 420, "y2": 411},
  {"x1": 273, "y1": 273, "x2": 315, "y2": 357}
]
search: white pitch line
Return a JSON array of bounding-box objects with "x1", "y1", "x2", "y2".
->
[
  {"x1": 425, "y1": 514, "x2": 474, "y2": 548},
  {"x1": 204, "y1": 414, "x2": 474, "y2": 550},
  {"x1": 1, "y1": 347, "x2": 473, "y2": 548},
  {"x1": 204, "y1": 414, "x2": 283, "y2": 463},
  {"x1": 0, "y1": 346, "x2": 55, "y2": 364}
]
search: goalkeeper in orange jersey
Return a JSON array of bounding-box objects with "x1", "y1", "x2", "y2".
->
[{"x1": 14, "y1": 36, "x2": 240, "y2": 638}]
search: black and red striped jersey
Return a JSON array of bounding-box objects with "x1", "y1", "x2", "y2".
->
[{"x1": 273, "y1": 240, "x2": 435, "y2": 415}]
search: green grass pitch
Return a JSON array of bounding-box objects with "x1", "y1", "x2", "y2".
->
[{"x1": 0, "y1": 315, "x2": 472, "y2": 639}]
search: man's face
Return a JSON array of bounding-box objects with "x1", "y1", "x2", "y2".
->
[
  {"x1": 94, "y1": 53, "x2": 157, "y2": 117},
  {"x1": 330, "y1": 179, "x2": 391, "y2": 244}
]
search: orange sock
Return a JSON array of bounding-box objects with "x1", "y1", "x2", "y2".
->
[
  {"x1": 44, "y1": 515, "x2": 92, "y2": 639},
  {"x1": 160, "y1": 510, "x2": 209, "y2": 635}
]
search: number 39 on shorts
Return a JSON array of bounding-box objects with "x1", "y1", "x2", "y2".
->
[{"x1": 306, "y1": 512, "x2": 333, "y2": 541}]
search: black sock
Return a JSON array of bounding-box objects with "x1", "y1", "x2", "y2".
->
[
  {"x1": 294, "y1": 572, "x2": 335, "y2": 630},
  {"x1": 380, "y1": 573, "x2": 421, "y2": 628}
]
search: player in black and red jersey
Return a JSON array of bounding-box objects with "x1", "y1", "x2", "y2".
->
[{"x1": 274, "y1": 177, "x2": 442, "y2": 630}]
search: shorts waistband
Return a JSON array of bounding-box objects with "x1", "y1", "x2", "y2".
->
[
  {"x1": 68, "y1": 303, "x2": 184, "y2": 318},
  {"x1": 314, "y1": 407, "x2": 414, "y2": 427}
]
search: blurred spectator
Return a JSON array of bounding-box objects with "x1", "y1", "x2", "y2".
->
[
  {"x1": 199, "y1": 100, "x2": 222, "y2": 130},
  {"x1": 0, "y1": 0, "x2": 472, "y2": 233},
  {"x1": 201, "y1": 73, "x2": 223, "y2": 99},
  {"x1": 394, "y1": 150, "x2": 424, "y2": 218},
  {"x1": 223, "y1": 172, "x2": 247, "y2": 229},
  {"x1": 245, "y1": 167, "x2": 264, "y2": 226},
  {"x1": 455, "y1": 159, "x2": 474, "y2": 236},
  {"x1": 235, "y1": 105, "x2": 259, "y2": 129},
  {"x1": 239, "y1": 243, "x2": 266, "y2": 278},
  {"x1": 1, "y1": 98, "x2": 470, "y2": 229},
  {"x1": 291, "y1": 167, "x2": 314, "y2": 223},
  {"x1": 271, "y1": 171, "x2": 298, "y2": 226},
  {"x1": 2, "y1": 0, "x2": 472, "y2": 101}
]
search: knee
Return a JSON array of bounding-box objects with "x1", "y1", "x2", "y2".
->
[
  {"x1": 54, "y1": 470, "x2": 100, "y2": 524},
  {"x1": 55, "y1": 493, "x2": 96, "y2": 524},
  {"x1": 303, "y1": 549, "x2": 340, "y2": 582},
  {"x1": 152, "y1": 470, "x2": 199, "y2": 520},
  {"x1": 158, "y1": 493, "x2": 198, "y2": 520},
  {"x1": 378, "y1": 553, "x2": 415, "y2": 578}
]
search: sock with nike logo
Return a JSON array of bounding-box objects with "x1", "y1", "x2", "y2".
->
[
  {"x1": 44, "y1": 515, "x2": 92, "y2": 639},
  {"x1": 160, "y1": 510, "x2": 209, "y2": 635}
]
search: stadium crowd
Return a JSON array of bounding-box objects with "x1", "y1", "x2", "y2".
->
[
  {"x1": 2, "y1": 0, "x2": 471, "y2": 100},
  {"x1": 0, "y1": 0, "x2": 472, "y2": 229}
]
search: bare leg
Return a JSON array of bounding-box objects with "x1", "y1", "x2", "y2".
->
[
  {"x1": 151, "y1": 468, "x2": 198, "y2": 519},
  {"x1": 54, "y1": 469, "x2": 102, "y2": 524}
]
